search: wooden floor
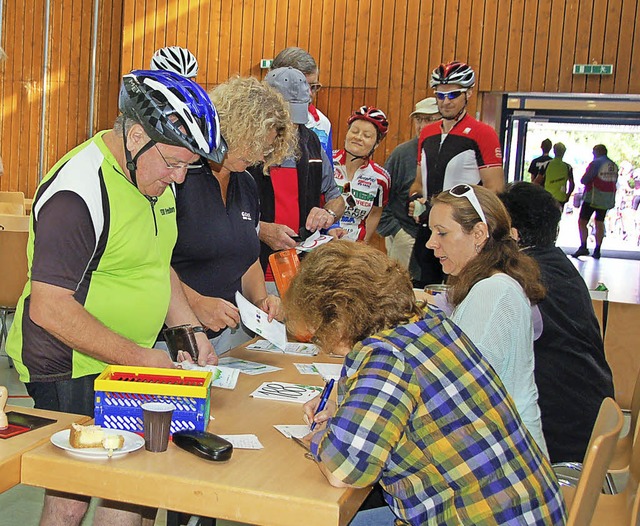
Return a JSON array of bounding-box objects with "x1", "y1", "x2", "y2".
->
[{"x1": 568, "y1": 253, "x2": 640, "y2": 304}]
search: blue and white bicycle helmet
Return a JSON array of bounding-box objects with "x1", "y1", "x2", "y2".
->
[
  {"x1": 119, "y1": 69, "x2": 226, "y2": 163},
  {"x1": 429, "y1": 61, "x2": 476, "y2": 88},
  {"x1": 150, "y1": 46, "x2": 199, "y2": 79}
]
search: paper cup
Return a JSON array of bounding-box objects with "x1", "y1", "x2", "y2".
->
[
  {"x1": 163, "y1": 325, "x2": 199, "y2": 362},
  {"x1": 141, "y1": 402, "x2": 175, "y2": 452}
]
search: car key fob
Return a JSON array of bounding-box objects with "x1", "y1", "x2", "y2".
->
[{"x1": 172, "y1": 430, "x2": 233, "y2": 461}]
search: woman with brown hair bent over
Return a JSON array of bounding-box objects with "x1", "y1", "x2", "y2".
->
[
  {"x1": 427, "y1": 184, "x2": 548, "y2": 456},
  {"x1": 285, "y1": 241, "x2": 565, "y2": 526}
]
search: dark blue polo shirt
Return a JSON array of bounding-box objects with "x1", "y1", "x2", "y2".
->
[{"x1": 171, "y1": 163, "x2": 261, "y2": 309}]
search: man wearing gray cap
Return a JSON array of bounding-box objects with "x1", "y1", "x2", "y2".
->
[
  {"x1": 248, "y1": 67, "x2": 344, "y2": 289},
  {"x1": 377, "y1": 98, "x2": 440, "y2": 277}
]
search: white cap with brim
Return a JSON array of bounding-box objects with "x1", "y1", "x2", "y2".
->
[
  {"x1": 410, "y1": 97, "x2": 439, "y2": 117},
  {"x1": 265, "y1": 67, "x2": 311, "y2": 125}
]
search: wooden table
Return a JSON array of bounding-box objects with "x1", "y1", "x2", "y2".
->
[
  {"x1": 0, "y1": 405, "x2": 90, "y2": 493},
  {"x1": 21, "y1": 347, "x2": 370, "y2": 526}
]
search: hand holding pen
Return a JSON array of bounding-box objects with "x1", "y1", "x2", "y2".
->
[{"x1": 309, "y1": 379, "x2": 335, "y2": 431}]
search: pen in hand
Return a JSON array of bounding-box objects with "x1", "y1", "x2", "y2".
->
[{"x1": 310, "y1": 379, "x2": 335, "y2": 431}]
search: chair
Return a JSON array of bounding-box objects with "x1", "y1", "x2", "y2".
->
[
  {"x1": 561, "y1": 397, "x2": 624, "y2": 526},
  {"x1": 0, "y1": 191, "x2": 25, "y2": 215},
  {"x1": 609, "y1": 368, "x2": 640, "y2": 474},
  {"x1": 0, "y1": 202, "x2": 24, "y2": 214},
  {"x1": 586, "y1": 414, "x2": 640, "y2": 525},
  {"x1": 604, "y1": 302, "x2": 640, "y2": 410},
  {"x1": 0, "y1": 225, "x2": 29, "y2": 364},
  {"x1": 0, "y1": 213, "x2": 29, "y2": 231}
]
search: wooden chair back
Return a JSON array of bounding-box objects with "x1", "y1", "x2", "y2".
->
[
  {"x1": 0, "y1": 213, "x2": 29, "y2": 231},
  {"x1": 0, "y1": 191, "x2": 25, "y2": 215},
  {"x1": 604, "y1": 302, "x2": 640, "y2": 409},
  {"x1": 0, "y1": 229, "x2": 29, "y2": 308},
  {"x1": 566, "y1": 397, "x2": 624, "y2": 526}
]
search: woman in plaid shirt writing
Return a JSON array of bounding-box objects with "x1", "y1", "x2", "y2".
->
[{"x1": 284, "y1": 241, "x2": 565, "y2": 526}]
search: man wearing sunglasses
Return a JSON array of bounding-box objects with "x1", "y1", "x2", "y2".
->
[{"x1": 408, "y1": 61, "x2": 504, "y2": 286}]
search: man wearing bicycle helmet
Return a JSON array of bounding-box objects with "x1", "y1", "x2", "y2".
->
[
  {"x1": 150, "y1": 45, "x2": 199, "y2": 78},
  {"x1": 333, "y1": 106, "x2": 391, "y2": 241},
  {"x1": 408, "y1": 61, "x2": 504, "y2": 286},
  {"x1": 5, "y1": 69, "x2": 222, "y2": 526}
]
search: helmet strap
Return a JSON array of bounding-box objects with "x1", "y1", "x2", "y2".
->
[
  {"x1": 122, "y1": 127, "x2": 156, "y2": 189},
  {"x1": 344, "y1": 147, "x2": 371, "y2": 163}
]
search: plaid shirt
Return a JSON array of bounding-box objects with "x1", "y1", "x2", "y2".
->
[{"x1": 310, "y1": 309, "x2": 566, "y2": 525}]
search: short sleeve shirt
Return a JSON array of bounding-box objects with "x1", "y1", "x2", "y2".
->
[
  {"x1": 417, "y1": 113, "x2": 502, "y2": 196},
  {"x1": 333, "y1": 149, "x2": 391, "y2": 240}
]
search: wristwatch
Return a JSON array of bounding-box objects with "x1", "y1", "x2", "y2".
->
[{"x1": 191, "y1": 325, "x2": 207, "y2": 334}]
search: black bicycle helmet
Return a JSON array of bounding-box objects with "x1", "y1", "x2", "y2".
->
[{"x1": 430, "y1": 61, "x2": 476, "y2": 88}]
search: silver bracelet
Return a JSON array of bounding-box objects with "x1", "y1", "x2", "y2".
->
[{"x1": 324, "y1": 208, "x2": 338, "y2": 220}]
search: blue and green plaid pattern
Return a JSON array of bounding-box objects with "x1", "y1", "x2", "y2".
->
[{"x1": 310, "y1": 309, "x2": 566, "y2": 525}]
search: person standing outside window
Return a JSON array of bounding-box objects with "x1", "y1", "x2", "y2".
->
[
  {"x1": 377, "y1": 98, "x2": 440, "y2": 278},
  {"x1": 408, "y1": 61, "x2": 504, "y2": 287}
]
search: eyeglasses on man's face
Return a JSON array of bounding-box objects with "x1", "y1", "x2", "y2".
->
[
  {"x1": 434, "y1": 89, "x2": 468, "y2": 101},
  {"x1": 154, "y1": 145, "x2": 192, "y2": 170}
]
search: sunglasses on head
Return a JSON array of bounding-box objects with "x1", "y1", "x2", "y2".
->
[
  {"x1": 448, "y1": 184, "x2": 489, "y2": 234},
  {"x1": 434, "y1": 89, "x2": 468, "y2": 101}
]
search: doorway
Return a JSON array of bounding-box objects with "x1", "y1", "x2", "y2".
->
[{"x1": 501, "y1": 93, "x2": 640, "y2": 257}]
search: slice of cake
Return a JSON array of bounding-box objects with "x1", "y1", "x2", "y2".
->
[{"x1": 69, "y1": 423, "x2": 105, "y2": 448}]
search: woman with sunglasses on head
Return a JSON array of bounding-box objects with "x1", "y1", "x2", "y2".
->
[
  {"x1": 427, "y1": 183, "x2": 548, "y2": 456},
  {"x1": 286, "y1": 241, "x2": 565, "y2": 526},
  {"x1": 166, "y1": 77, "x2": 297, "y2": 354},
  {"x1": 332, "y1": 106, "x2": 391, "y2": 242}
]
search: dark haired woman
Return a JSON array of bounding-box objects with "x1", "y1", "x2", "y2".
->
[{"x1": 427, "y1": 183, "x2": 548, "y2": 456}]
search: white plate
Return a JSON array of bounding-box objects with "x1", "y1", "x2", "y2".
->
[{"x1": 50, "y1": 428, "x2": 145, "y2": 459}]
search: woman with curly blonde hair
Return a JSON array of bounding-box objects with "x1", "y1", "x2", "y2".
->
[
  {"x1": 427, "y1": 183, "x2": 548, "y2": 455},
  {"x1": 167, "y1": 76, "x2": 297, "y2": 354},
  {"x1": 284, "y1": 241, "x2": 565, "y2": 526}
]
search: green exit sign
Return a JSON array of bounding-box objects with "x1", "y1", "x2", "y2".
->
[{"x1": 573, "y1": 64, "x2": 613, "y2": 75}]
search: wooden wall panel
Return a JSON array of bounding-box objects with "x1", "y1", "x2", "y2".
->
[{"x1": 2, "y1": 0, "x2": 640, "y2": 197}]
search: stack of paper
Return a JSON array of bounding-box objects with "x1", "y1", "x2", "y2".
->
[{"x1": 217, "y1": 356, "x2": 282, "y2": 375}]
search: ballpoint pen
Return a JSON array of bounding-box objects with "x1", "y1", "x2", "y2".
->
[{"x1": 310, "y1": 378, "x2": 335, "y2": 431}]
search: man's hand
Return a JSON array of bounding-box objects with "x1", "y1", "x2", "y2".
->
[
  {"x1": 192, "y1": 296, "x2": 240, "y2": 332},
  {"x1": 259, "y1": 221, "x2": 298, "y2": 250},
  {"x1": 194, "y1": 331, "x2": 218, "y2": 366},
  {"x1": 408, "y1": 197, "x2": 427, "y2": 223},
  {"x1": 140, "y1": 348, "x2": 177, "y2": 369},
  {"x1": 305, "y1": 207, "x2": 337, "y2": 232}
]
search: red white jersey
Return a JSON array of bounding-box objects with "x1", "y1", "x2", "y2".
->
[
  {"x1": 417, "y1": 113, "x2": 502, "y2": 196},
  {"x1": 333, "y1": 149, "x2": 391, "y2": 241}
]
